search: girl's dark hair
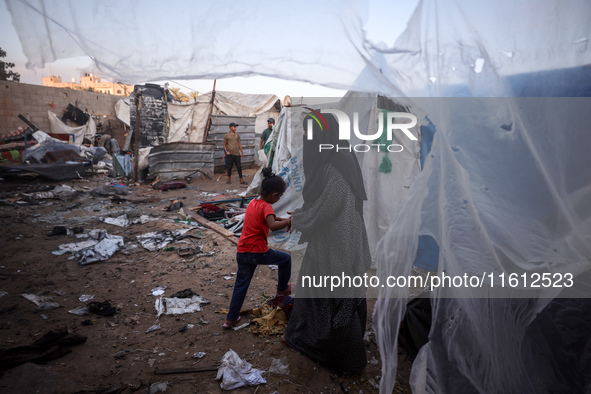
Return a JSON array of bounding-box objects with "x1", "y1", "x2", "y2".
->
[{"x1": 260, "y1": 167, "x2": 286, "y2": 197}]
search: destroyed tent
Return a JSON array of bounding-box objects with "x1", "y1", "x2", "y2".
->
[
  {"x1": 0, "y1": 131, "x2": 95, "y2": 180},
  {"x1": 122, "y1": 84, "x2": 279, "y2": 180},
  {"x1": 246, "y1": 93, "x2": 422, "y2": 258},
  {"x1": 47, "y1": 110, "x2": 96, "y2": 145},
  {"x1": 167, "y1": 91, "x2": 280, "y2": 144},
  {"x1": 7, "y1": 0, "x2": 591, "y2": 393}
]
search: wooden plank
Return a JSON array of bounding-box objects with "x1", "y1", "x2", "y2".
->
[
  {"x1": 154, "y1": 366, "x2": 219, "y2": 375},
  {"x1": 184, "y1": 209, "x2": 239, "y2": 245}
]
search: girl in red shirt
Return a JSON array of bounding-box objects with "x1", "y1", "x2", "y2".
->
[{"x1": 223, "y1": 167, "x2": 292, "y2": 328}]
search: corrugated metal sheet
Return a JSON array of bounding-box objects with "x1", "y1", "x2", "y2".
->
[
  {"x1": 207, "y1": 115, "x2": 256, "y2": 173},
  {"x1": 148, "y1": 142, "x2": 215, "y2": 181}
]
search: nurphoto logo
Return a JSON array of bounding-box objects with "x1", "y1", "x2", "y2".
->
[{"x1": 304, "y1": 108, "x2": 418, "y2": 153}]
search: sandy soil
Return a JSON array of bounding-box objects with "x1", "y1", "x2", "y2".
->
[{"x1": 0, "y1": 167, "x2": 411, "y2": 393}]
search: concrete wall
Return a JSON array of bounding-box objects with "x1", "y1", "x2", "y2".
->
[{"x1": 0, "y1": 80, "x2": 127, "y2": 136}]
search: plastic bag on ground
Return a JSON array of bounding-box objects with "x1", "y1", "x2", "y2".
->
[{"x1": 216, "y1": 349, "x2": 266, "y2": 390}]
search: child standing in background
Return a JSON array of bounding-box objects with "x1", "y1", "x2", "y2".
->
[{"x1": 223, "y1": 167, "x2": 293, "y2": 328}]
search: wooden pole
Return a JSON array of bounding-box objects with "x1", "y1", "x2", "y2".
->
[
  {"x1": 202, "y1": 79, "x2": 217, "y2": 143},
  {"x1": 133, "y1": 94, "x2": 143, "y2": 182},
  {"x1": 18, "y1": 115, "x2": 39, "y2": 131}
]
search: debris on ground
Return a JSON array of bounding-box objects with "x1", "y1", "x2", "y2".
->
[
  {"x1": 152, "y1": 181, "x2": 187, "y2": 191},
  {"x1": 48, "y1": 226, "x2": 83, "y2": 236},
  {"x1": 267, "y1": 357, "x2": 290, "y2": 375},
  {"x1": 0, "y1": 166, "x2": 388, "y2": 392},
  {"x1": 147, "y1": 381, "x2": 169, "y2": 393},
  {"x1": 51, "y1": 229, "x2": 124, "y2": 264},
  {"x1": 155, "y1": 294, "x2": 209, "y2": 317},
  {"x1": 136, "y1": 228, "x2": 193, "y2": 251},
  {"x1": 100, "y1": 214, "x2": 129, "y2": 227},
  {"x1": 87, "y1": 300, "x2": 117, "y2": 316},
  {"x1": 78, "y1": 294, "x2": 94, "y2": 302},
  {"x1": 21, "y1": 294, "x2": 60, "y2": 310},
  {"x1": 146, "y1": 323, "x2": 161, "y2": 334},
  {"x1": 216, "y1": 349, "x2": 266, "y2": 390},
  {"x1": 166, "y1": 200, "x2": 183, "y2": 211}
]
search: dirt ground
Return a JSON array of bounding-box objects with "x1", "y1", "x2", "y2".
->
[{"x1": 0, "y1": 166, "x2": 412, "y2": 393}]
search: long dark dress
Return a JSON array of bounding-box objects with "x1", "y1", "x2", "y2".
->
[{"x1": 285, "y1": 164, "x2": 372, "y2": 374}]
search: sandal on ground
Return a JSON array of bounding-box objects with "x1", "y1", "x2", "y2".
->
[
  {"x1": 226, "y1": 180, "x2": 232, "y2": 184},
  {"x1": 239, "y1": 179, "x2": 247, "y2": 184},
  {"x1": 268, "y1": 284, "x2": 294, "y2": 307},
  {"x1": 222, "y1": 315, "x2": 241, "y2": 329}
]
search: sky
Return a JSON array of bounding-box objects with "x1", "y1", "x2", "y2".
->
[{"x1": 0, "y1": 0, "x2": 418, "y2": 99}]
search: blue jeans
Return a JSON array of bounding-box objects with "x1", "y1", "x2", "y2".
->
[{"x1": 227, "y1": 249, "x2": 291, "y2": 321}]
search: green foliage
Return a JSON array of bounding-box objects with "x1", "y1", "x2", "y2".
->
[{"x1": 0, "y1": 47, "x2": 20, "y2": 82}]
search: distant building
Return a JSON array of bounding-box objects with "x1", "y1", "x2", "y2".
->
[{"x1": 42, "y1": 73, "x2": 133, "y2": 96}]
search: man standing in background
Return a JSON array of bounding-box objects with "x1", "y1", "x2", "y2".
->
[
  {"x1": 223, "y1": 122, "x2": 246, "y2": 184},
  {"x1": 260, "y1": 117, "x2": 275, "y2": 154}
]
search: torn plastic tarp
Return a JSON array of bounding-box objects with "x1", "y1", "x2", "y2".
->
[
  {"x1": 216, "y1": 349, "x2": 266, "y2": 390},
  {"x1": 74, "y1": 234, "x2": 123, "y2": 264},
  {"x1": 115, "y1": 99, "x2": 130, "y2": 127},
  {"x1": 23, "y1": 138, "x2": 81, "y2": 164},
  {"x1": 68, "y1": 306, "x2": 88, "y2": 315},
  {"x1": 21, "y1": 294, "x2": 60, "y2": 310},
  {"x1": 100, "y1": 214, "x2": 129, "y2": 228},
  {"x1": 0, "y1": 162, "x2": 87, "y2": 181},
  {"x1": 100, "y1": 214, "x2": 159, "y2": 228},
  {"x1": 167, "y1": 92, "x2": 279, "y2": 143},
  {"x1": 154, "y1": 295, "x2": 208, "y2": 317},
  {"x1": 52, "y1": 230, "x2": 124, "y2": 264},
  {"x1": 5, "y1": 1, "x2": 368, "y2": 87},
  {"x1": 267, "y1": 358, "x2": 289, "y2": 375},
  {"x1": 136, "y1": 229, "x2": 191, "y2": 251},
  {"x1": 47, "y1": 110, "x2": 96, "y2": 145}
]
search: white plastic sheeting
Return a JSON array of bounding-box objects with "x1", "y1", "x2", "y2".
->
[
  {"x1": 5, "y1": 0, "x2": 367, "y2": 88},
  {"x1": 167, "y1": 91, "x2": 278, "y2": 143},
  {"x1": 350, "y1": 0, "x2": 591, "y2": 97},
  {"x1": 374, "y1": 98, "x2": 591, "y2": 393},
  {"x1": 114, "y1": 99, "x2": 130, "y2": 127},
  {"x1": 47, "y1": 110, "x2": 96, "y2": 145},
  {"x1": 255, "y1": 95, "x2": 421, "y2": 258}
]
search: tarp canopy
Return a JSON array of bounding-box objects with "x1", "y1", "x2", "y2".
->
[
  {"x1": 7, "y1": 1, "x2": 591, "y2": 393},
  {"x1": 6, "y1": 0, "x2": 591, "y2": 94}
]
